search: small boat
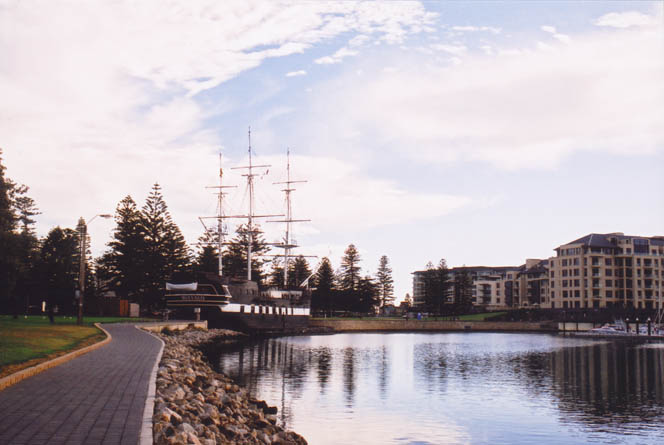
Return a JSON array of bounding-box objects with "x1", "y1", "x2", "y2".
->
[{"x1": 588, "y1": 323, "x2": 632, "y2": 335}]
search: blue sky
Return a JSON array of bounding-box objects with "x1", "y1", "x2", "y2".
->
[{"x1": 1, "y1": 1, "x2": 662, "y2": 301}]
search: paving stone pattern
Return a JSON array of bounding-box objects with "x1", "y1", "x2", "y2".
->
[{"x1": 0, "y1": 324, "x2": 162, "y2": 445}]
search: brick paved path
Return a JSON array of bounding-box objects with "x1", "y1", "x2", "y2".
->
[{"x1": 0, "y1": 324, "x2": 162, "y2": 445}]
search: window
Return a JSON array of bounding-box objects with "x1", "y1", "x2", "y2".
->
[
  {"x1": 606, "y1": 280, "x2": 612, "y2": 287},
  {"x1": 574, "y1": 279, "x2": 580, "y2": 287},
  {"x1": 550, "y1": 271, "x2": 555, "y2": 278},
  {"x1": 563, "y1": 290, "x2": 568, "y2": 298},
  {"x1": 562, "y1": 270, "x2": 568, "y2": 277},
  {"x1": 563, "y1": 280, "x2": 568, "y2": 287},
  {"x1": 606, "y1": 290, "x2": 613, "y2": 298},
  {"x1": 562, "y1": 259, "x2": 568, "y2": 267},
  {"x1": 574, "y1": 290, "x2": 580, "y2": 298},
  {"x1": 605, "y1": 269, "x2": 612, "y2": 276},
  {"x1": 573, "y1": 258, "x2": 579, "y2": 265},
  {"x1": 605, "y1": 258, "x2": 612, "y2": 266},
  {"x1": 574, "y1": 269, "x2": 580, "y2": 276}
]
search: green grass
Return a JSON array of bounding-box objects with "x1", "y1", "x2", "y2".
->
[
  {"x1": 0, "y1": 315, "x2": 151, "y2": 378},
  {"x1": 456, "y1": 312, "x2": 507, "y2": 321}
]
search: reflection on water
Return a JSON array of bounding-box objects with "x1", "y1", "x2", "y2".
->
[{"x1": 213, "y1": 334, "x2": 664, "y2": 445}]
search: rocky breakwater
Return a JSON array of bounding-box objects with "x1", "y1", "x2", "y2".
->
[{"x1": 152, "y1": 328, "x2": 307, "y2": 445}]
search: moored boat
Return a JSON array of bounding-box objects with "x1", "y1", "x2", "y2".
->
[{"x1": 166, "y1": 131, "x2": 312, "y2": 333}]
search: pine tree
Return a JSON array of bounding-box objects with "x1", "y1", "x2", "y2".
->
[
  {"x1": 435, "y1": 259, "x2": 452, "y2": 315},
  {"x1": 454, "y1": 268, "x2": 473, "y2": 314},
  {"x1": 289, "y1": 256, "x2": 312, "y2": 289},
  {"x1": 339, "y1": 244, "x2": 361, "y2": 291},
  {"x1": 195, "y1": 245, "x2": 219, "y2": 274},
  {"x1": 139, "y1": 184, "x2": 191, "y2": 308},
  {"x1": 356, "y1": 275, "x2": 380, "y2": 314},
  {"x1": 0, "y1": 149, "x2": 18, "y2": 310},
  {"x1": 268, "y1": 258, "x2": 285, "y2": 288},
  {"x1": 33, "y1": 227, "x2": 80, "y2": 315},
  {"x1": 194, "y1": 231, "x2": 219, "y2": 274},
  {"x1": 422, "y1": 259, "x2": 453, "y2": 315},
  {"x1": 0, "y1": 150, "x2": 39, "y2": 315},
  {"x1": 97, "y1": 196, "x2": 147, "y2": 300},
  {"x1": 223, "y1": 224, "x2": 270, "y2": 285},
  {"x1": 376, "y1": 255, "x2": 394, "y2": 307},
  {"x1": 312, "y1": 257, "x2": 335, "y2": 314}
]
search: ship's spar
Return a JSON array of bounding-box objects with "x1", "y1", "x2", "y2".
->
[{"x1": 200, "y1": 128, "x2": 314, "y2": 286}]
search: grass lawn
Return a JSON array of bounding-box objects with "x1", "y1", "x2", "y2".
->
[
  {"x1": 0, "y1": 315, "x2": 151, "y2": 378},
  {"x1": 457, "y1": 312, "x2": 507, "y2": 321}
]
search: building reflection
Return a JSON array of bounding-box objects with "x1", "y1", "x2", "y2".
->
[
  {"x1": 549, "y1": 342, "x2": 664, "y2": 423},
  {"x1": 214, "y1": 335, "x2": 664, "y2": 435}
]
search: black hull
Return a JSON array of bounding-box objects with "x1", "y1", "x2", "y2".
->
[{"x1": 203, "y1": 308, "x2": 309, "y2": 335}]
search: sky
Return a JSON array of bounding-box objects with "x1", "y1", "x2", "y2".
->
[{"x1": 1, "y1": 0, "x2": 663, "y2": 302}]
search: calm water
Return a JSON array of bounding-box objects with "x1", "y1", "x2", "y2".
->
[{"x1": 213, "y1": 333, "x2": 664, "y2": 445}]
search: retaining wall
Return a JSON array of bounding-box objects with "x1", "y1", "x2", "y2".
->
[{"x1": 309, "y1": 319, "x2": 557, "y2": 332}]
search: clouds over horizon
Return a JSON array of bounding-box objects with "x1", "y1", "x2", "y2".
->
[
  {"x1": 1, "y1": 0, "x2": 663, "y2": 299},
  {"x1": 303, "y1": 19, "x2": 664, "y2": 170}
]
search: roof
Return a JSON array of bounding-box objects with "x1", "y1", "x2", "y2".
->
[{"x1": 561, "y1": 233, "x2": 664, "y2": 249}]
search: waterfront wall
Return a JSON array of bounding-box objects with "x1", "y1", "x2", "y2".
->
[{"x1": 310, "y1": 319, "x2": 557, "y2": 332}]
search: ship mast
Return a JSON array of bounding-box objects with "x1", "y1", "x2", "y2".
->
[
  {"x1": 231, "y1": 127, "x2": 282, "y2": 281},
  {"x1": 269, "y1": 149, "x2": 312, "y2": 288},
  {"x1": 200, "y1": 153, "x2": 236, "y2": 277}
]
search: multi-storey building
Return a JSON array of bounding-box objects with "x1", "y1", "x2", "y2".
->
[
  {"x1": 548, "y1": 233, "x2": 664, "y2": 309},
  {"x1": 412, "y1": 266, "x2": 518, "y2": 310}
]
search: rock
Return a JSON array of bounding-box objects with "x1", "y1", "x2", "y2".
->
[
  {"x1": 152, "y1": 328, "x2": 307, "y2": 445},
  {"x1": 187, "y1": 432, "x2": 202, "y2": 444}
]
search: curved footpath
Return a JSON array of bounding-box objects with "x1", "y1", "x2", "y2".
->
[{"x1": 0, "y1": 323, "x2": 162, "y2": 445}]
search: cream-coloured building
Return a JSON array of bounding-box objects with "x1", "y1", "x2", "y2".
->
[{"x1": 548, "y1": 233, "x2": 664, "y2": 309}]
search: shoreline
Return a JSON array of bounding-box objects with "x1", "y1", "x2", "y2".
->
[{"x1": 152, "y1": 328, "x2": 307, "y2": 445}]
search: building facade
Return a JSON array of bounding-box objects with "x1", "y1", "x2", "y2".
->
[{"x1": 548, "y1": 233, "x2": 664, "y2": 309}]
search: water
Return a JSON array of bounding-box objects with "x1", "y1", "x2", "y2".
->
[{"x1": 212, "y1": 333, "x2": 664, "y2": 445}]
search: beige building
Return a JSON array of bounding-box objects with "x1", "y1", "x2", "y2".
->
[{"x1": 548, "y1": 233, "x2": 664, "y2": 309}]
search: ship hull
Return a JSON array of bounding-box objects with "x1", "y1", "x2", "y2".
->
[{"x1": 206, "y1": 309, "x2": 310, "y2": 334}]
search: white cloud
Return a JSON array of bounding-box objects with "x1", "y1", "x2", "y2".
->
[
  {"x1": 553, "y1": 33, "x2": 571, "y2": 44},
  {"x1": 286, "y1": 70, "x2": 307, "y2": 77},
  {"x1": 315, "y1": 46, "x2": 360, "y2": 64},
  {"x1": 430, "y1": 43, "x2": 468, "y2": 56},
  {"x1": 451, "y1": 25, "x2": 501, "y2": 34},
  {"x1": 304, "y1": 26, "x2": 664, "y2": 170},
  {"x1": 541, "y1": 25, "x2": 571, "y2": 44},
  {"x1": 593, "y1": 11, "x2": 659, "y2": 28},
  {"x1": 0, "y1": 0, "x2": 439, "y2": 252},
  {"x1": 348, "y1": 34, "x2": 371, "y2": 47}
]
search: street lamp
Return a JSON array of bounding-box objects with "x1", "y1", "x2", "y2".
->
[{"x1": 77, "y1": 214, "x2": 112, "y2": 325}]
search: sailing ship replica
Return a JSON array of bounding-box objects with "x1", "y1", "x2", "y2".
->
[{"x1": 166, "y1": 131, "x2": 312, "y2": 333}]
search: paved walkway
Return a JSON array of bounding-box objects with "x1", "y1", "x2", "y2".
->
[{"x1": 0, "y1": 324, "x2": 162, "y2": 445}]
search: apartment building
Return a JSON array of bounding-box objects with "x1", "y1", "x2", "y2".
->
[
  {"x1": 548, "y1": 233, "x2": 664, "y2": 309},
  {"x1": 412, "y1": 266, "x2": 518, "y2": 310}
]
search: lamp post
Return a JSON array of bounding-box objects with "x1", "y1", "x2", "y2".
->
[{"x1": 77, "y1": 214, "x2": 112, "y2": 325}]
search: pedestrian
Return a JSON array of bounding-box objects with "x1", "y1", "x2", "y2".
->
[{"x1": 48, "y1": 304, "x2": 55, "y2": 324}]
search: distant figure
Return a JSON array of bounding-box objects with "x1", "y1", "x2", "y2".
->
[
  {"x1": 417, "y1": 312, "x2": 422, "y2": 321},
  {"x1": 48, "y1": 304, "x2": 55, "y2": 324}
]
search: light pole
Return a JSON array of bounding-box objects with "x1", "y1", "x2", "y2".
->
[{"x1": 77, "y1": 214, "x2": 112, "y2": 325}]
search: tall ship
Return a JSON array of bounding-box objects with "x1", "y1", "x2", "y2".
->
[{"x1": 166, "y1": 130, "x2": 313, "y2": 333}]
